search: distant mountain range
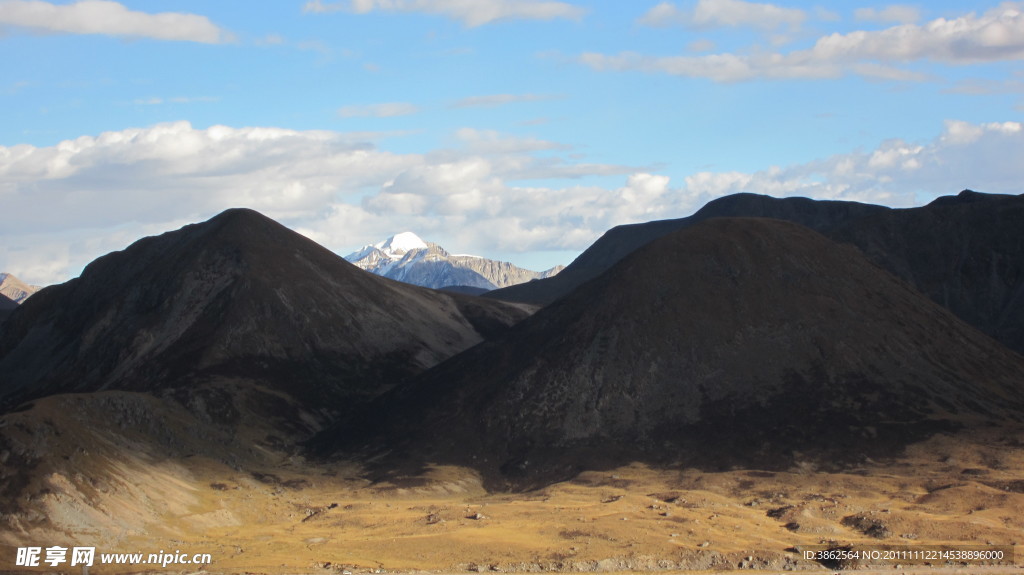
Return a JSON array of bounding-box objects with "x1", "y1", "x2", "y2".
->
[{"x1": 345, "y1": 232, "x2": 563, "y2": 291}]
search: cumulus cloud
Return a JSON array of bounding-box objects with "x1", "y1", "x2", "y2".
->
[
  {"x1": 0, "y1": 0, "x2": 232, "y2": 43},
  {"x1": 637, "y1": 0, "x2": 806, "y2": 32},
  {"x1": 303, "y1": 0, "x2": 586, "y2": 27},
  {"x1": 855, "y1": 5, "x2": 922, "y2": 25},
  {"x1": 685, "y1": 120, "x2": 1024, "y2": 205},
  {"x1": 3, "y1": 120, "x2": 1022, "y2": 286},
  {"x1": 343, "y1": 119, "x2": 1024, "y2": 257},
  {"x1": 356, "y1": 163, "x2": 685, "y2": 252},
  {"x1": 587, "y1": 3, "x2": 1024, "y2": 82},
  {"x1": 0, "y1": 121, "x2": 419, "y2": 238},
  {"x1": 811, "y1": 5, "x2": 1024, "y2": 64},
  {"x1": 0, "y1": 122, "x2": 627, "y2": 283},
  {"x1": 337, "y1": 102, "x2": 419, "y2": 118}
]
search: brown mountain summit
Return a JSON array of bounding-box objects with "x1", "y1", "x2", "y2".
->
[{"x1": 333, "y1": 218, "x2": 1024, "y2": 488}]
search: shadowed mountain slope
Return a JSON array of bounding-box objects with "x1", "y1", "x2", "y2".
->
[
  {"x1": 0, "y1": 294, "x2": 15, "y2": 323},
  {"x1": 0, "y1": 208, "x2": 531, "y2": 413},
  {"x1": 829, "y1": 190, "x2": 1024, "y2": 355},
  {"x1": 485, "y1": 190, "x2": 1024, "y2": 356},
  {"x1": 331, "y1": 218, "x2": 1024, "y2": 488}
]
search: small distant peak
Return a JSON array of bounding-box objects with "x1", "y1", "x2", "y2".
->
[
  {"x1": 0, "y1": 272, "x2": 40, "y2": 303},
  {"x1": 926, "y1": 189, "x2": 1008, "y2": 207},
  {"x1": 542, "y1": 265, "x2": 566, "y2": 277},
  {"x1": 375, "y1": 232, "x2": 429, "y2": 255},
  {"x1": 0, "y1": 272, "x2": 28, "y2": 289},
  {"x1": 957, "y1": 189, "x2": 984, "y2": 201}
]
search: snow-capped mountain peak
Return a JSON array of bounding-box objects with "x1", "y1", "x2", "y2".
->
[
  {"x1": 344, "y1": 233, "x2": 562, "y2": 292},
  {"x1": 374, "y1": 232, "x2": 428, "y2": 256}
]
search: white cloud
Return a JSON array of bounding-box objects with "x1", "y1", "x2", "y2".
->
[
  {"x1": 580, "y1": 51, "x2": 833, "y2": 83},
  {"x1": 637, "y1": 0, "x2": 806, "y2": 31},
  {"x1": 296, "y1": 39, "x2": 332, "y2": 55},
  {"x1": 687, "y1": 38, "x2": 716, "y2": 53},
  {"x1": 255, "y1": 33, "x2": 286, "y2": 46},
  {"x1": 587, "y1": 3, "x2": 1024, "y2": 82},
  {"x1": 0, "y1": 0, "x2": 231, "y2": 43},
  {"x1": 453, "y1": 128, "x2": 568, "y2": 154},
  {"x1": 356, "y1": 164, "x2": 686, "y2": 252},
  {"x1": 0, "y1": 120, "x2": 419, "y2": 240},
  {"x1": 636, "y1": 1, "x2": 683, "y2": 27},
  {"x1": 362, "y1": 118, "x2": 1024, "y2": 254},
  {"x1": 851, "y1": 62, "x2": 931, "y2": 82},
  {"x1": 303, "y1": 0, "x2": 586, "y2": 27},
  {"x1": 0, "y1": 122, "x2": 629, "y2": 284},
  {"x1": 814, "y1": 6, "x2": 841, "y2": 22},
  {"x1": 337, "y1": 102, "x2": 419, "y2": 118},
  {"x1": 944, "y1": 75, "x2": 1024, "y2": 95},
  {"x1": 811, "y1": 5, "x2": 1024, "y2": 64},
  {"x1": 3, "y1": 120, "x2": 1022, "y2": 287},
  {"x1": 855, "y1": 5, "x2": 922, "y2": 25},
  {"x1": 688, "y1": 120, "x2": 1024, "y2": 206},
  {"x1": 452, "y1": 93, "x2": 560, "y2": 108},
  {"x1": 131, "y1": 96, "x2": 219, "y2": 106},
  {"x1": 5, "y1": 80, "x2": 31, "y2": 94}
]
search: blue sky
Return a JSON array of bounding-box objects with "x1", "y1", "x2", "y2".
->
[{"x1": 2, "y1": 0, "x2": 1023, "y2": 284}]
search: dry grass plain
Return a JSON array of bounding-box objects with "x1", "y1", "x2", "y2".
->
[{"x1": 2, "y1": 395, "x2": 1023, "y2": 574}]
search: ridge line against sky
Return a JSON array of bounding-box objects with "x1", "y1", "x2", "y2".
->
[{"x1": 1, "y1": 0, "x2": 1023, "y2": 285}]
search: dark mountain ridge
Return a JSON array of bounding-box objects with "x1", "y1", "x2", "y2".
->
[
  {"x1": 0, "y1": 208, "x2": 530, "y2": 414},
  {"x1": 326, "y1": 218, "x2": 1024, "y2": 488},
  {"x1": 485, "y1": 193, "x2": 890, "y2": 306},
  {"x1": 828, "y1": 191, "x2": 1024, "y2": 354},
  {"x1": 485, "y1": 190, "x2": 1024, "y2": 355}
]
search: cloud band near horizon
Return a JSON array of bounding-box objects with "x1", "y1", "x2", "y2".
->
[{"x1": 1, "y1": 118, "x2": 1021, "y2": 285}]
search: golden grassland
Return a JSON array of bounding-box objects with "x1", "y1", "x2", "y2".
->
[{"x1": 1, "y1": 395, "x2": 1023, "y2": 574}]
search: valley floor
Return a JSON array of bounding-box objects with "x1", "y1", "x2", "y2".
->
[{"x1": 3, "y1": 427, "x2": 1023, "y2": 574}]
